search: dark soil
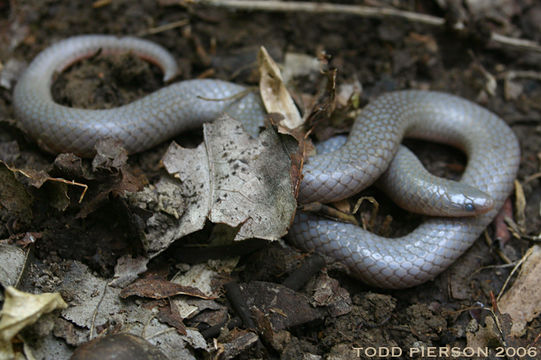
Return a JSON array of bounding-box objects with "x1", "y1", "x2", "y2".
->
[{"x1": 1, "y1": 0, "x2": 540, "y2": 359}]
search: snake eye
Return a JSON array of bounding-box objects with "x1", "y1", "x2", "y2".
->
[{"x1": 464, "y1": 203, "x2": 475, "y2": 212}]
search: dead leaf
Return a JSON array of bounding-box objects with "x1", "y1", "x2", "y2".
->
[
  {"x1": 171, "y1": 263, "x2": 228, "y2": 298},
  {"x1": 120, "y1": 278, "x2": 214, "y2": 300},
  {"x1": 52, "y1": 153, "x2": 94, "y2": 181},
  {"x1": 157, "y1": 301, "x2": 188, "y2": 335},
  {"x1": 77, "y1": 167, "x2": 145, "y2": 219},
  {"x1": 0, "y1": 287, "x2": 67, "y2": 356},
  {"x1": 336, "y1": 78, "x2": 362, "y2": 108},
  {"x1": 51, "y1": 261, "x2": 206, "y2": 359},
  {"x1": 186, "y1": 299, "x2": 228, "y2": 328},
  {"x1": 304, "y1": 68, "x2": 337, "y2": 135},
  {"x1": 91, "y1": 138, "x2": 129, "y2": 173},
  {"x1": 109, "y1": 255, "x2": 149, "y2": 288},
  {"x1": 161, "y1": 115, "x2": 296, "y2": 243},
  {"x1": 0, "y1": 245, "x2": 27, "y2": 290},
  {"x1": 125, "y1": 176, "x2": 191, "y2": 256},
  {"x1": 265, "y1": 114, "x2": 308, "y2": 199},
  {"x1": 308, "y1": 273, "x2": 352, "y2": 317},
  {"x1": 499, "y1": 245, "x2": 541, "y2": 336},
  {"x1": 240, "y1": 281, "x2": 324, "y2": 331},
  {"x1": 215, "y1": 329, "x2": 259, "y2": 360},
  {"x1": 252, "y1": 307, "x2": 291, "y2": 352},
  {"x1": 258, "y1": 46, "x2": 303, "y2": 130}
]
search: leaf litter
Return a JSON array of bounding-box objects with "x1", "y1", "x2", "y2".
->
[{"x1": 2, "y1": 0, "x2": 541, "y2": 358}]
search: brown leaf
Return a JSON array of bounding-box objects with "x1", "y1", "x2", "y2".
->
[
  {"x1": 216, "y1": 329, "x2": 259, "y2": 360},
  {"x1": 120, "y1": 278, "x2": 215, "y2": 300},
  {"x1": 240, "y1": 281, "x2": 324, "y2": 331},
  {"x1": 157, "y1": 300, "x2": 187, "y2": 335},
  {"x1": 92, "y1": 138, "x2": 128, "y2": 173},
  {"x1": 52, "y1": 153, "x2": 94, "y2": 180}
]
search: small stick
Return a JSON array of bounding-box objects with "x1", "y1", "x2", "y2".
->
[
  {"x1": 491, "y1": 33, "x2": 541, "y2": 54},
  {"x1": 137, "y1": 19, "x2": 190, "y2": 36},
  {"x1": 496, "y1": 246, "x2": 534, "y2": 301},
  {"x1": 194, "y1": 0, "x2": 445, "y2": 26}
]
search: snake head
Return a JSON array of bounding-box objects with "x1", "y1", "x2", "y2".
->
[{"x1": 447, "y1": 186, "x2": 494, "y2": 216}]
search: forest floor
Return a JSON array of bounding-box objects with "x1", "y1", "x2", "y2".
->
[{"x1": 0, "y1": 0, "x2": 540, "y2": 359}]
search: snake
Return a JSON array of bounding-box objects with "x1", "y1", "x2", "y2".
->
[{"x1": 12, "y1": 35, "x2": 520, "y2": 288}]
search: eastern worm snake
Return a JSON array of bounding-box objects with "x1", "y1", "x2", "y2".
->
[{"x1": 13, "y1": 35, "x2": 520, "y2": 288}]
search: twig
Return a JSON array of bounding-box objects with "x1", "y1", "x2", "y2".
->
[
  {"x1": 144, "y1": 327, "x2": 177, "y2": 340},
  {"x1": 190, "y1": 0, "x2": 541, "y2": 53},
  {"x1": 193, "y1": 0, "x2": 445, "y2": 26},
  {"x1": 524, "y1": 171, "x2": 541, "y2": 184},
  {"x1": 496, "y1": 246, "x2": 534, "y2": 301},
  {"x1": 141, "y1": 313, "x2": 156, "y2": 339},
  {"x1": 469, "y1": 262, "x2": 517, "y2": 277},
  {"x1": 488, "y1": 292, "x2": 509, "y2": 350},
  {"x1": 4, "y1": 162, "x2": 89, "y2": 202},
  {"x1": 89, "y1": 282, "x2": 109, "y2": 340},
  {"x1": 137, "y1": 19, "x2": 190, "y2": 36},
  {"x1": 491, "y1": 33, "x2": 541, "y2": 53}
]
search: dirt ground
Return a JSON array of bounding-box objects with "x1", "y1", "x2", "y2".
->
[{"x1": 0, "y1": 0, "x2": 540, "y2": 359}]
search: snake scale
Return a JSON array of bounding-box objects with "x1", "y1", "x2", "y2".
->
[{"x1": 13, "y1": 35, "x2": 520, "y2": 288}]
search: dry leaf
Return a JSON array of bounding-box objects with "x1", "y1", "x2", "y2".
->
[
  {"x1": 258, "y1": 46, "x2": 303, "y2": 130},
  {"x1": 109, "y1": 255, "x2": 149, "y2": 288},
  {"x1": 0, "y1": 287, "x2": 67, "y2": 358},
  {"x1": 240, "y1": 281, "x2": 324, "y2": 330},
  {"x1": 119, "y1": 278, "x2": 214, "y2": 300},
  {"x1": 0, "y1": 287, "x2": 67, "y2": 343},
  {"x1": 171, "y1": 264, "x2": 223, "y2": 298},
  {"x1": 161, "y1": 115, "x2": 296, "y2": 243},
  {"x1": 499, "y1": 245, "x2": 541, "y2": 336},
  {"x1": 54, "y1": 261, "x2": 205, "y2": 359}
]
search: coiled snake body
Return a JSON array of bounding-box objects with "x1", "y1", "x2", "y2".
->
[{"x1": 13, "y1": 35, "x2": 520, "y2": 288}]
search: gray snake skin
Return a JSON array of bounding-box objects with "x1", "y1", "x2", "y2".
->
[{"x1": 13, "y1": 35, "x2": 520, "y2": 288}]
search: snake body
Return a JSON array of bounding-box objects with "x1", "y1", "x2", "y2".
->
[{"x1": 13, "y1": 35, "x2": 520, "y2": 288}]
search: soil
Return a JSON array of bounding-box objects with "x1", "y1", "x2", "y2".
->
[{"x1": 1, "y1": 0, "x2": 540, "y2": 359}]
